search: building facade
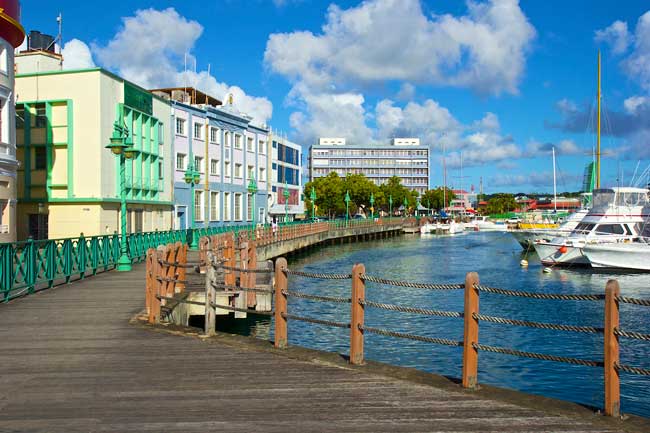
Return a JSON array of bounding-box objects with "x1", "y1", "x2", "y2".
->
[
  {"x1": 0, "y1": 0, "x2": 25, "y2": 241},
  {"x1": 309, "y1": 137, "x2": 430, "y2": 194},
  {"x1": 152, "y1": 88, "x2": 269, "y2": 229},
  {"x1": 14, "y1": 60, "x2": 174, "y2": 240},
  {"x1": 268, "y1": 135, "x2": 303, "y2": 223}
]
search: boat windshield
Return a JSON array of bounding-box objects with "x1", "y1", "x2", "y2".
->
[
  {"x1": 615, "y1": 191, "x2": 650, "y2": 207},
  {"x1": 573, "y1": 222, "x2": 595, "y2": 235},
  {"x1": 593, "y1": 224, "x2": 626, "y2": 235},
  {"x1": 592, "y1": 189, "x2": 615, "y2": 208}
]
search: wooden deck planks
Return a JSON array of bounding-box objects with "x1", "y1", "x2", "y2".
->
[{"x1": 0, "y1": 264, "x2": 642, "y2": 432}]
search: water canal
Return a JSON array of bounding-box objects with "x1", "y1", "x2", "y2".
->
[{"x1": 217, "y1": 231, "x2": 650, "y2": 418}]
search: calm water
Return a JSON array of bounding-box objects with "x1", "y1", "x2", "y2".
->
[{"x1": 217, "y1": 232, "x2": 650, "y2": 418}]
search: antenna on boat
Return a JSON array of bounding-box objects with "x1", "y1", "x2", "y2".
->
[
  {"x1": 553, "y1": 146, "x2": 557, "y2": 213},
  {"x1": 596, "y1": 50, "x2": 601, "y2": 189}
]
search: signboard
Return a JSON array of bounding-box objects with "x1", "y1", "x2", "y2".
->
[{"x1": 124, "y1": 82, "x2": 152, "y2": 115}]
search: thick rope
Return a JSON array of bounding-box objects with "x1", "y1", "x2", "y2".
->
[
  {"x1": 616, "y1": 363, "x2": 650, "y2": 376},
  {"x1": 361, "y1": 299, "x2": 463, "y2": 318},
  {"x1": 615, "y1": 328, "x2": 650, "y2": 341},
  {"x1": 281, "y1": 312, "x2": 350, "y2": 329},
  {"x1": 215, "y1": 264, "x2": 273, "y2": 274},
  {"x1": 617, "y1": 295, "x2": 650, "y2": 307},
  {"x1": 283, "y1": 268, "x2": 352, "y2": 280},
  {"x1": 361, "y1": 274, "x2": 463, "y2": 290},
  {"x1": 475, "y1": 285, "x2": 606, "y2": 301},
  {"x1": 209, "y1": 302, "x2": 274, "y2": 316},
  {"x1": 156, "y1": 276, "x2": 187, "y2": 284},
  {"x1": 282, "y1": 290, "x2": 350, "y2": 304},
  {"x1": 158, "y1": 260, "x2": 199, "y2": 269},
  {"x1": 474, "y1": 313, "x2": 604, "y2": 334},
  {"x1": 361, "y1": 325, "x2": 463, "y2": 347},
  {"x1": 473, "y1": 343, "x2": 603, "y2": 367},
  {"x1": 156, "y1": 295, "x2": 205, "y2": 307}
]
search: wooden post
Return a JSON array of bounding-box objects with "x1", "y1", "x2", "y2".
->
[
  {"x1": 224, "y1": 233, "x2": 236, "y2": 288},
  {"x1": 177, "y1": 243, "x2": 187, "y2": 293},
  {"x1": 604, "y1": 279, "x2": 620, "y2": 417},
  {"x1": 149, "y1": 249, "x2": 163, "y2": 324},
  {"x1": 164, "y1": 244, "x2": 177, "y2": 297},
  {"x1": 350, "y1": 263, "x2": 365, "y2": 365},
  {"x1": 274, "y1": 257, "x2": 288, "y2": 348},
  {"x1": 205, "y1": 251, "x2": 217, "y2": 336},
  {"x1": 248, "y1": 240, "x2": 257, "y2": 308},
  {"x1": 462, "y1": 272, "x2": 480, "y2": 389},
  {"x1": 145, "y1": 248, "x2": 154, "y2": 315}
]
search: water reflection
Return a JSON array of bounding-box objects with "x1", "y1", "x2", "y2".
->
[{"x1": 221, "y1": 232, "x2": 650, "y2": 418}]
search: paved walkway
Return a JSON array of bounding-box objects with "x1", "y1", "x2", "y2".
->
[{"x1": 0, "y1": 264, "x2": 645, "y2": 432}]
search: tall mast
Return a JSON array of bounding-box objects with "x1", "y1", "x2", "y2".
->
[
  {"x1": 596, "y1": 50, "x2": 601, "y2": 189},
  {"x1": 442, "y1": 140, "x2": 446, "y2": 209},
  {"x1": 552, "y1": 146, "x2": 557, "y2": 213}
]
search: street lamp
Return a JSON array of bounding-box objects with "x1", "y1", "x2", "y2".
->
[
  {"x1": 105, "y1": 120, "x2": 139, "y2": 272},
  {"x1": 344, "y1": 190, "x2": 351, "y2": 226},
  {"x1": 403, "y1": 196, "x2": 408, "y2": 217},
  {"x1": 370, "y1": 192, "x2": 375, "y2": 219},
  {"x1": 310, "y1": 186, "x2": 317, "y2": 221},
  {"x1": 389, "y1": 194, "x2": 393, "y2": 220},
  {"x1": 184, "y1": 162, "x2": 201, "y2": 250},
  {"x1": 283, "y1": 181, "x2": 290, "y2": 224},
  {"x1": 248, "y1": 175, "x2": 257, "y2": 227}
]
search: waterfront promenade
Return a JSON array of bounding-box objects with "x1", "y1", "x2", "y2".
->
[{"x1": 1, "y1": 262, "x2": 648, "y2": 432}]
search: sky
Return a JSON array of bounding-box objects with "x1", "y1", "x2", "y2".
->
[{"x1": 18, "y1": 0, "x2": 650, "y2": 194}]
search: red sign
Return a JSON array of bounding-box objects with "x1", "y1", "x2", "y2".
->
[
  {"x1": 277, "y1": 187, "x2": 299, "y2": 205},
  {"x1": 0, "y1": 0, "x2": 25, "y2": 48}
]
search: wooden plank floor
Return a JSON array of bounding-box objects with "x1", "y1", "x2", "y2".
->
[{"x1": 0, "y1": 264, "x2": 643, "y2": 432}]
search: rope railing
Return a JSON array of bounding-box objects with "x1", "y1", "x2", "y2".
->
[
  {"x1": 361, "y1": 325, "x2": 463, "y2": 347},
  {"x1": 361, "y1": 299, "x2": 463, "y2": 318},
  {"x1": 282, "y1": 289, "x2": 351, "y2": 304},
  {"x1": 361, "y1": 274, "x2": 464, "y2": 290},
  {"x1": 475, "y1": 284, "x2": 606, "y2": 301},
  {"x1": 472, "y1": 343, "x2": 604, "y2": 368},
  {"x1": 283, "y1": 268, "x2": 352, "y2": 280},
  {"x1": 617, "y1": 295, "x2": 650, "y2": 307},
  {"x1": 473, "y1": 313, "x2": 604, "y2": 334}
]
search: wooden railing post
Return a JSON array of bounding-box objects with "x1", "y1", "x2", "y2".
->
[
  {"x1": 149, "y1": 249, "x2": 163, "y2": 324},
  {"x1": 274, "y1": 257, "x2": 288, "y2": 348},
  {"x1": 462, "y1": 272, "x2": 480, "y2": 389},
  {"x1": 350, "y1": 263, "x2": 365, "y2": 365},
  {"x1": 177, "y1": 243, "x2": 187, "y2": 293},
  {"x1": 604, "y1": 279, "x2": 620, "y2": 417},
  {"x1": 145, "y1": 248, "x2": 154, "y2": 315},
  {"x1": 248, "y1": 240, "x2": 257, "y2": 308},
  {"x1": 205, "y1": 251, "x2": 217, "y2": 336}
]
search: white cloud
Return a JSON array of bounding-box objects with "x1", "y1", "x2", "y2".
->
[
  {"x1": 595, "y1": 20, "x2": 631, "y2": 54},
  {"x1": 396, "y1": 83, "x2": 415, "y2": 100},
  {"x1": 61, "y1": 39, "x2": 96, "y2": 70},
  {"x1": 90, "y1": 8, "x2": 272, "y2": 124},
  {"x1": 526, "y1": 138, "x2": 582, "y2": 156},
  {"x1": 555, "y1": 98, "x2": 577, "y2": 114},
  {"x1": 265, "y1": 0, "x2": 536, "y2": 95},
  {"x1": 623, "y1": 95, "x2": 650, "y2": 114}
]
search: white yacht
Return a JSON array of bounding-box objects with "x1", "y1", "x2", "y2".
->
[
  {"x1": 533, "y1": 187, "x2": 650, "y2": 266},
  {"x1": 421, "y1": 220, "x2": 464, "y2": 235},
  {"x1": 583, "y1": 240, "x2": 650, "y2": 271},
  {"x1": 467, "y1": 216, "x2": 508, "y2": 232}
]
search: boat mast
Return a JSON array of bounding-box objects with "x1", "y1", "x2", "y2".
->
[
  {"x1": 596, "y1": 50, "x2": 601, "y2": 189},
  {"x1": 442, "y1": 140, "x2": 446, "y2": 210},
  {"x1": 553, "y1": 146, "x2": 557, "y2": 213}
]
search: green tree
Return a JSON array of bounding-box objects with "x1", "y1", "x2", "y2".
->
[
  {"x1": 486, "y1": 193, "x2": 517, "y2": 214},
  {"x1": 342, "y1": 174, "x2": 379, "y2": 215},
  {"x1": 303, "y1": 172, "x2": 344, "y2": 218},
  {"x1": 420, "y1": 187, "x2": 456, "y2": 211},
  {"x1": 378, "y1": 176, "x2": 411, "y2": 214}
]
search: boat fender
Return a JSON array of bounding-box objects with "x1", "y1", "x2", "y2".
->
[
  {"x1": 520, "y1": 259, "x2": 528, "y2": 267},
  {"x1": 558, "y1": 245, "x2": 568, "y2": 254},
  {"x1": 543, "y1": 267, "x2": 553, "y2": 273}
]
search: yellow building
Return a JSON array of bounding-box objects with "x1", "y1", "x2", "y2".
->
[{"x1": 15, "y1": 53, "x2": 173, "y2": 240}]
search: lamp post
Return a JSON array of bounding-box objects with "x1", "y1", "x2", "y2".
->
[
  {"x1": 248, "y1": 175, "x2": 257, "y2": 227},
  {"x1": 310, "y1": 186, "x2": 316, "y2": 221},
  {"x1": 370, "y1": 192, "x2": 375, "y2": 219},
  {"x1": 344, "y1": 190, "x2": 350, "y2": 226},
  {"x1": 389, "y1": 194, "x2": 393, "y2": 220},
  {"x1": 283, "y1": 182, "x2": 290, "y2": 225},
  {"x1": 105, "y1": 120, "x2": 139, "y2": 272},
  {"x1": 184, "y1": 162, "x2": 201, "y2": 250},
  {"x1": 403, "y1": 196, "x2": 408, "y2": 217}
]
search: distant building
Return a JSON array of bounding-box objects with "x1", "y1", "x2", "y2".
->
[
  {"x1": 268, "y1": 134, "x2": 303, "y2": 223},
  {"x1": 15, "y1": 51, "x2": 174, "y2": 240},
  {"x1": 309, "y1": 137, "x2": 429, "y2": 194},
  {"x1": 447, "y1": 189, "x2": 477, "y2": 213},
  {"x1": 0, "y1": 1, "x2": 25, "y2": 241},
  {"x1": 151, "y1": 87, "x2": 270, "y2": 228}
]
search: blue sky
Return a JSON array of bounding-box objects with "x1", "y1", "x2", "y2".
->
[{"x1": 20, "y1": 0, "x2": 650, "y2": 194}]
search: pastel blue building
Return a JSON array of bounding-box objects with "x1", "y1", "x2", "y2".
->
[{"x1": 152, "y1": 88, "x2": 269, "y2": 229}]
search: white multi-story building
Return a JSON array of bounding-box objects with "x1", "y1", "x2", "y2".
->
[
  {"x1": 309, "y1": 137, "x2": 430, "y2": 194},
  {"x1": 0, "y1": 2, "x2": 25, "y2": 242},
  {"x1": 268, "y1": 134, "x2": 304, "y2": 223}
]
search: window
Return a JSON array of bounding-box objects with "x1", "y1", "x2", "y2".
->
[
  {"x1": 35, "y1": 147, "x2": 46, "y2": 169},
  {"x1": 234, "y1": 193, "x2": 242, "y2": 220},
  {"x1": 194, "y1": 156, "x2": 203, "y2": 172},
  {"x1": 224, "y1": 161, "x2": 231, "y2": 177},
  {"x1": 234, "y1": 163, "x2": 242, "y2": 178},
  {"x1": 158, "y1": 161, "x2": 163, "y2": 180},
  {"x1": 258, "y1": 140, "x2": 265, "y2": 154},
  {"x1": 259, "y1": 167, "x2": 265, "y2": 182},
  {"x1": 224, "y1": 131, "x2": 230, "y2": 147},
  {"x1": 33, "y1": 105, "x2": 47, "y2": 128},
  {"x1": 223, "y1": 192, "x2": 230, "y2": 221},
  {"x1": 194, "y1": 190, "x2": 203, "y2": 221},
  {"x1": 247, "y1": 193, "x2": 253, "y2": 221},
  {"x1": 210, "y1": 159, "x2": 219, "y2": 176},
  {"x1": 210, "y1": 127, "x2": 219, "y2": 143},
  {"x1": 247, "y1": 137, "x2": 254, "y2": 152},
  {"x1": 247, "y1": 165, "x2": 254, "y2": 180},
  {"x1": 176, "y1": 153, "x2": 186, "y2": 170},
  {"x1": 210, "y1": 191, "x2": 219, "y2": 221},
  {"x1": 595, "y1": 224, "x2": 625, "y2": 235},
  {"x1": 175, "y1": 118, "x2": 185, "y2": 135},
  {"x1": 193, "y1": 123, "x2": 202, "y2": 140},
  {"x1": 234, "y1": 134, "x2": 242, "y2": 149}
]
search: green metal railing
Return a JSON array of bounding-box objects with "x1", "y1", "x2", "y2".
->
[{"x1": 1, "y1": 218, "x2": 413, "y2": 302}]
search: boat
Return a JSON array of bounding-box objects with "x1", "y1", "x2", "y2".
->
[
  {"x1": 420, "y1": 220, "x2": 464, "y2": 235},
  {"x1": 510, "y1": 208, "x2": 589, "y2": 248},
  {"x1": 533, "y1": 187, "x2": 650, "y2": 266},
  {"x1": 583, "y1": 240, "x2": 650, "y2": 271},
  {"x1": 467, "y1": 216, "x2": 508, "y2": 232}
]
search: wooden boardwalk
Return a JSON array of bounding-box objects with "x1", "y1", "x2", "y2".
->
[{"x1": 0, "y1": 264, "x2": 646, "y2": 432}]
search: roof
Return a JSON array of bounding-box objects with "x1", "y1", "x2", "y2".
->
[{"x1": 150, "y1": 87, "x2": 222, "y2": 107}]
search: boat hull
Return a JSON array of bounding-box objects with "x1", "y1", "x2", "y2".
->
[
  {"x1": 533, "y1": 242, "x2": 590, "y2": 266},
  {"x1": 583, "y1": 243, "x2": 650, "y2": 271}
]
